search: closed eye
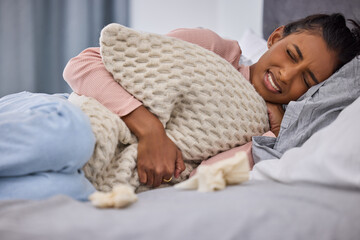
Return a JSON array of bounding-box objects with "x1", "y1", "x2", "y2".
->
[
  {"x1": 303, "y1": 74, "x2": 310, "y2": 89},
  {"x1": 286, "y1": 49, "x2": 297, "y2": 63}
]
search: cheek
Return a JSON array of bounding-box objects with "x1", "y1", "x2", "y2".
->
[
  {"x1": 263, "y1": 46, "x2": 286, "y2": 61},
  {"x1": 257, "y1": 52, "x2": 273, "y2": 67}
]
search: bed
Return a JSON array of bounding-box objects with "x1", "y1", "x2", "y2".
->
[
  {"x1": 2, "y1": 180, "x2": 360, "y2": 239},
  {"x1": 1, "y1": 1, "x2": 360, "y2": 239}
]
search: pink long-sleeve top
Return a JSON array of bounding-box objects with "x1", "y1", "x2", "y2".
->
[{"x1": 63, "y1": 27, "x2": 271, "y2": 169}]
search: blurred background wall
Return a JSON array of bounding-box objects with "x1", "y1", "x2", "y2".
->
[
  {"x1": 0, "y1": 0, "x2": 129, "y2": 97},
  {"x1": 0, "y1": 0, "x2": 263, "y2": 97},
  {"x1": 130, "y1": 0, "x2": 263, "y2": 40}
]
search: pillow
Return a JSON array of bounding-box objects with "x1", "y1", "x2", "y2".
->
[
  {"x1": 251, "y1": 95, "x2": 360, "y2": 189},
  {"x1": 239, "y1": 28, "x2": 267, "y2": 64},
  {"x1": 100, "y1": 23, "x2": 269, "y2": 160},
  {"x1": 70, "y1": 24, "x2": 269, "y2": 192}
]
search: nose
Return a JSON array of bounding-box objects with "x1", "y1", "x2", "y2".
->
[{"x1": 279, "y1": 66, "x2": 298, "y2": 84}]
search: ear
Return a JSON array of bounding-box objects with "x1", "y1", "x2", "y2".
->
[{"x1": 267, "y1": 26, "x2": 284, "y2": 49}]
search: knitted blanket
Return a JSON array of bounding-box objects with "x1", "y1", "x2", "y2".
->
[{"x1": 69, "y1": 24, "x2": 269, "y2": 193}]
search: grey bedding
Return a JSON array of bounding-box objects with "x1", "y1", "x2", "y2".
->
[{"x1": 1, "y1": 181, "x2": 360, "y2": 240}]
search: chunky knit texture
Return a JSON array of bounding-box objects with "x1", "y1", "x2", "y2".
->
[{"x1": 69, "y1": 24, "x2": 269, "y2": 192}]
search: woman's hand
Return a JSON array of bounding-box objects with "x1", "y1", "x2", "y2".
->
[
  {"x1": 266, "y1": 102, "x2": 285, "y2": 137},
  {"x1": 122, "y1": 106, "x2": 185, "y2": 187},
  {"x1": 137, "y1": 128, "x2": 185, "y2": 187}
]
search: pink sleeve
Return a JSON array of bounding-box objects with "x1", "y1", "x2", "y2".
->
[
  {"x1": 63, "y1": 47, "x2": 142, "y2": 117},
  {"x1": 166, "y1": 28, "x2": 242, "y2": 69},
  {"x1": 189, "y1": 131, "x2": 276, "y2": 177}
]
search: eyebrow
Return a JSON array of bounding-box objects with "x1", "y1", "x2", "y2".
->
[
  {"x1": 293, "y1": 44, "x2": 320, "y2": 84},
  {"x1": 293, "y1": 44, "x2": 303, "y2": 61}
]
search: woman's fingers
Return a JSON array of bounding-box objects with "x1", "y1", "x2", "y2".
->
[
  {"x1": 174, "y1": 149, "x2": 185, "y2": 178},
  {"x1": 146, "y1": 169, "x2": 154, "y2": 187},
  {"x1": 152, "y1": 170, "x2": 164, "y2": 187},
  {"x1": 135, "y1": 125, "x2": 181, "y2": 187},
  {"x1": 138, "y1": 167, "x2": 147, "y2": 184},
  {"x1": 265, "y1": 102, "x2": 284, "y2": 136}
]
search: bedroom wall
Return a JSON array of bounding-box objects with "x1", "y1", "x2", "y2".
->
[{"x1": 129, "y1": 0, "x2": 264, "y2": 41}]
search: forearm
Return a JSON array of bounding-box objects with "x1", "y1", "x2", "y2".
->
[{"x1": 122, "y1": 105, "x2": 165, "y2": 139}]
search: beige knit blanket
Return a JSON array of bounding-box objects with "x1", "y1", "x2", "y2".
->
[{"x1": 69, "y1": 24, "x2": 269, "y2": 193}]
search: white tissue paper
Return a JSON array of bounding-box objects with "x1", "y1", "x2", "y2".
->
[
  {"x1": 89, "y1": 184, "x2": 138, "y2": 208},
  {"x1": 175, "y1": 152, "x2": 250, "y2": 192}
]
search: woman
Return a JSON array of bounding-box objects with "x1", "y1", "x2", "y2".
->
[{"x1": 1, "y1": 13, "x2": 359, "y2": 200}]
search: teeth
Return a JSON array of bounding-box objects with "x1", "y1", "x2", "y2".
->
[{"x1": 268, "y1": 73, "x2": 280, "y2": 91}]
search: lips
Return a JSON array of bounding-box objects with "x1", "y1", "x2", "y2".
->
[{"x1": 264, "y1": 71, "x2": 282, "y2": 93}]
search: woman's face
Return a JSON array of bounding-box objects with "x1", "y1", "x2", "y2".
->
[{"x1": 250, "y1": 28, "x2": 338, "y2": 104}]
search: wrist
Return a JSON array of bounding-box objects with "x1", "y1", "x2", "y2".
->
[{"x1": 122, "y1": 106, "x2": 165, "y2": 138}]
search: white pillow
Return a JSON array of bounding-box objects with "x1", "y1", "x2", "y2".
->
[
  {"x1": 251, "y1": 96, "x2": 360, "y2": 189},
  {"x1": 239, "y1": 28, "x2": 267, "y2": 64}
]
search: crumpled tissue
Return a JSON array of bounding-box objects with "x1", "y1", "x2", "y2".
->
[
  {"x1": 175, "y1": 151, "x2": 250, "y2": 192},
  {"x1": 89, "y1": 184, "x2": 137, "y2": 208}
]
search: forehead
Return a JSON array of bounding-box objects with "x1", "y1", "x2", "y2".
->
[{"x1": 283, "y1": 32, "x2": 338, "y2": 81}]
